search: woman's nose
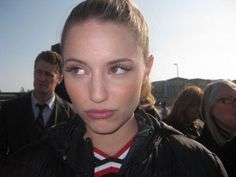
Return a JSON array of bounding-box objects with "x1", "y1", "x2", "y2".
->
[{"x1": 89, "y1": 75, "x2": 108, "y2": 103}]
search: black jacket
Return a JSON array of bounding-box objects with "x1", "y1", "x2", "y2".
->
[
  {"x1": 0, "y1": 109, "x2": 227, "y2": 177},
  {"x1": 163, "y1": 118, "x2": 201, "y2": 139},
  {"x1": 197, "y1": 126, "x2": 236, "y2": 177},
  {"x1": 0, "y1": 92, "x2": 75, "y2": 158}
]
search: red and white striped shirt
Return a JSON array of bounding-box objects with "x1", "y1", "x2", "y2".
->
[{"x1": 93, "y1": 138, "x2": 133, "y2": 177}]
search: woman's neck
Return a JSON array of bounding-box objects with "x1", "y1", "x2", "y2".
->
[{"x1": 85, "y1": 116, "x2": 138, "y2": 156}]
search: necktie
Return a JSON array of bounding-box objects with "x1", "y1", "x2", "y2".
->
[{"x1": 36, "y1": 103, "x2": 47, "y2": 127}]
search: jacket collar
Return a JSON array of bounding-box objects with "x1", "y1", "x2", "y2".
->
[
  {"x1": 42, "y1": 108, "x2": 179, "y2": 176},
  {"x1": 119, "y1": 109, "x2": 161, "y2": 168}
]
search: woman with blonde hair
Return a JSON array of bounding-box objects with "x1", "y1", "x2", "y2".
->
[
  {"x1": 0, "y1": 1, "x2": 227, "y2": 177},
  {"x1": 197, "y1": 79, "x2": 236, "y2": 176}
]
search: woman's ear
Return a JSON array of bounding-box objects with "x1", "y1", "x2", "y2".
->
[{"x1": 144, "y1": 54, "x2": 154, "y2": 77}]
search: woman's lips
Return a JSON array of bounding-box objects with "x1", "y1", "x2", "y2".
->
[{"x1": 86, "y1": 109, "x2": 114, "y2": 119}]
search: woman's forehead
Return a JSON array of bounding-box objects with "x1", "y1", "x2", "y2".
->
[
  {"x1": 64, "y1": 19, "x2": 137, "y2": 45},
  {"x1": 63, "y1": 20, "x2": 142, "y2": 60},
  {"x1": 218, "y1": 86, "x2": 236, "y2": 97}
]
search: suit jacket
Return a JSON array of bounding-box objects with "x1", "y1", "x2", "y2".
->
[{"x1": 0, "y1": 91, "x2": 75, "y2": 159}]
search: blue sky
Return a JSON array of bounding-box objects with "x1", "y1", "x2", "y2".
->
[{"x1": 1, "y1": 0, "x2": 236, "y2": 92}]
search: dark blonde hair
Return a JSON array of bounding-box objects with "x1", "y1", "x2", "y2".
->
[{"x1": 61, "y1": 0, "x2": 155, "y2": 107}]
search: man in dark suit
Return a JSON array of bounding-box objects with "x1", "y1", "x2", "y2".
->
[{"x1": 0, "y1": 51, "x2": 75, "y2": 159}]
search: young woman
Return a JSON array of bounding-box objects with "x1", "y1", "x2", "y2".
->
[
  {"x1": 164, "y1": 85, "x2": 204, "y2": 139},
  {"x1": 0, "y1": 0, "x2": 227, "y2": 177}
]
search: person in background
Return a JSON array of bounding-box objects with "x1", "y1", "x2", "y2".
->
[
  {"x1": 197, "y1": 80, "x2": 236, "y2": 177},
  {"x1": 158, "y1": 101, "x2": 169, "y2": 119},
  {"x1": 0, "y1": 1, "x2": 227, "y2": 177},
  {"x1": 0, "y1": 51, "x2": 75, "y2": 159},
  {"x1": 164, "y1": 85, "x2": 204, "y2": 139}
]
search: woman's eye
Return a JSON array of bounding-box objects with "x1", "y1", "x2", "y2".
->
[
  {"x1": 111, "y1": 65, "x2": 131, "y2": 74},
  {"x1": 64, "y1": 66, "x2": 85, "y2": 75},
  {"x1": 73, "y1": 67, "x2": 85, "y2": 75}
]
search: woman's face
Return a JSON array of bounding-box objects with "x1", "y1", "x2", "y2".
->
[
  {"x1": 212, "y1": 86, "x2": 236, "y2": 135},
  {"x1": 63, "y1": 19, "x2": 153, "y2": 135}
]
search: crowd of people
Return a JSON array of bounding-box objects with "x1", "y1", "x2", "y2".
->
[
  {"x1": 0, "y1": 0, "x2": 235, "y2": 177},
  {"x1": 161, "y1": 80, "x2": 236, "y2": 177}
]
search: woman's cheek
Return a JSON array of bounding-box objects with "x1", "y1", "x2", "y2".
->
[{"x1": 117, "y1": 82, "x2": 142, "y2": 103}]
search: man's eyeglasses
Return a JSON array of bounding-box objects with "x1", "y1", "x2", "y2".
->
[{"x1": 216, "y1": 97, "x2": 236, "y2": 105}]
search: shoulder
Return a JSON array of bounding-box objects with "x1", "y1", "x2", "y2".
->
[
  {"x1": 0, "y1": 140, "x2": 61, "y2": 177},
  {"x1": 55, "y1": 95, "x2": 73, "y2": 109},
  {"x1": 158, "y1": 129, "x2": 227, "y2": 176},
  {"x1": 134, "y1": 113, "x2": 227, "y2": 176},
  {"x1": 1, "y1": 93, "x2": 30, "y2": 113},
  {"x1": 159, "y1": 122, "x2": 213, "y2": 157},
  {"x1": 2, "y1": 92, "x2": 30, "y2": 106},
  {"x1": 54, "y1": 95, "x2": 76, "y2": 116}
]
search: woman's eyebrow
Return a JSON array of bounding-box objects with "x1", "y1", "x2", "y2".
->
[
  {"x1": 64, "y1": 58, "x2": 87, "y2": 65},
  {"x1": 65, "y1": 57, "x2": 133, "y2": 65},
  {"x1": 107, "y1": 58, "x2": 133, "y2": 65}
]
